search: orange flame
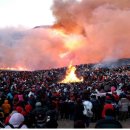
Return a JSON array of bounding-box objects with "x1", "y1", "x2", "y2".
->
[
  {"x1": 0, "y1": 66, "x2": 28, "y2": 71},
  {"x1": 51, "y1": 27, "x2": 85, "y2": 60},
  {"x1": 60, "y1": 63, "x2": 83, "y2": 83},
  {"x1": 51, "y1": 28, "x2": 67, "y2": 37}
]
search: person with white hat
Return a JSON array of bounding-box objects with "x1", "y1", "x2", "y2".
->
[{"x1": 5, "y1": 113, "x2": 27, "y2": 128}]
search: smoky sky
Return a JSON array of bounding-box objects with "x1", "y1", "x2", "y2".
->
[{"x1": 0, "y1": 0, "x2": 130, "y2": 70}]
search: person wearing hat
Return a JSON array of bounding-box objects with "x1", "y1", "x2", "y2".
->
[
  {"x1": 27, "y1": 101, "x2": 48, "y2": 128},
  {"x1": 2, "y1": 100, "x2": 11, "y2": 118},
  {"x1": 5, "y1": 113, "x2": 27, "y2": 128},
  {"x1": 95, "y1": 109, "x2": 122, "y2": 128},
  {"x1": 4, "y1": 110, "x2": 17, "y2": 125},
  {"x1": 102, "y1": 95, "x2": 114, "y2": 119}
]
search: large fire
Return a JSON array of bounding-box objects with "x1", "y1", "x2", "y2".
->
[
  {"x1": 60, "y1": 64, "x2": 83, "y2": 83},
  {"x1": 51, "y1": 27, "x2": 85, "y2": 59}
]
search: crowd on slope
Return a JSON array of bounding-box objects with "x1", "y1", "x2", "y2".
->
[{"x1": 0, "y1": 64, "x2": 130, "y2": 128}]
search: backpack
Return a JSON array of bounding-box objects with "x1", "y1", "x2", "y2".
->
[
  {"x1": 83, "y1": 101, "x2": 93, "y2": 118},
  {"x1": 7, "y1": 123, "x2": 23, "y2": 128},
  {"x1": 0, "y1": 121, "x2": 5, "y2": 128},
  {"x1": 83, "y1": 107, "x2": 93, "y2": 117},
  {"x1": 34, "y1": 111, "x2": 47, "y2": 128}
]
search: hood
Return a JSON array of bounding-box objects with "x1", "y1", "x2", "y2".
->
[
  {"x1": 16, "y1": 106, "x2": 23, "y2": 113},
  {"x1": 25, "y1": 104, "x2": 32, "y2": 113},
  {"x1": 9, "y1": 113, "x2": 24, "y2": 126},
  {"x1": 4, "y1": 100, "x2": 9, "y2": 104},
  {"x1": 83, "y1": 101, "x2": 92, "y2": 110}
]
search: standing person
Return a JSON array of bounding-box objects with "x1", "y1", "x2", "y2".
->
[
  {"x1": 29, "y1": 102, "x2": 48, "y2": 128},
  {"x1": 82, "y1": 91, "x2": 93, "y2": 128},
  {"x1": 1, "y1": 100, "x2": 11, "y2": 118},
  {"x1": 95, "y1": 109, "x2": 122, "y2": 128},
  {"x1": 68, "y1": 99, "x2": 75, "y2": 120},
  {"x1": 5, "y1": 113, "x2": 27, "y2": 128},
  {"x1": 73, "y1": 98, "x2": 85, "y2": 124},
  {"x1": 58, "y1": 99, "x2": 65, "y2": 119},
  {"x1": 118, "y1": 94, "x2": 130, "y2": 121},
  {"x1": 6, "y1": 91, "x2": 13, "y2": 106},
  {"x1": 82, "y1": 99, "x2": 93, "y2": 127},
  {"x1": 17, "y1": 92, "x2": 24, "y2": 107},
  {"x1": 46, "y1": 103, "x2": 58, "y2": 128},
  {"x1": 102, "y1": 95, "x2": 114, "y2": 119},
  {"x1": 90, "y1": 95, "x2": 100, "y2": 122},
  {"x1": 24, "y1": 104, "x2": 33, "y2": 128},
  {"x1": 0, "y1": 108, "x2": 4, "y2": 123}
]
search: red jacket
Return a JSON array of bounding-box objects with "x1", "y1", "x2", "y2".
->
[{"x1": 102, "y1": 103, "x2": 114, "y2": 118}]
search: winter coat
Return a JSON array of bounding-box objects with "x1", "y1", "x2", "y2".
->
[
  {"x1": 2, "y1": 100, "x2": 11, "y2": 114},
  {"x1": 95, "y1": 119, "x2": 122, "y2": 128},
  {"x1": 102, "y1": 103, "x2": 114, "y2": 118},
  {"x1": 29, "y1": 104, "x2": 48, "y2": 128},
  {"x1": 5, "y1": 113, "x2": 27, "y2": 128},
  {"x1": 18, "y1": 94, "x2": 24, "y2": 102},
  {"x1": 118, "y1": 98, "x2": 130, "y2": 112}
]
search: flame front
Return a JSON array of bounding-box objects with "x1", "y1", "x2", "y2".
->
[
  {"x1": 0, "y1": 66, "x2": 28, "y2": 71},
  {"x1": 51, "y1": 27, "x2": 85, "y2": 60},
  {"x1": 60, "y1": 64, "x2": 83, "y2": 83}
]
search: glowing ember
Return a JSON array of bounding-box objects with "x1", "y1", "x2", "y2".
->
[
  {"x1": 0, "y1": 66, "x2": 28, "y2": 71},
  {"x1": 50, "y1": 28, "x2": 67, "y2": 37},
  {"x1": 60, "y1": 64, "x2": 83, "y2": 83}
]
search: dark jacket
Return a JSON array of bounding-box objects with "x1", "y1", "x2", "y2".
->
[
  {"x1": 95, "y1": 119, "x2": 122, "y2": 128},
  {"x1": 28, "y1": 106, "x2": 48, "y2": 128}
]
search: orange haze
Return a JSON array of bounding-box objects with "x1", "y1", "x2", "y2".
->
[{"x1": 0, "y1": 0, "x2": 130, "y2": 70}]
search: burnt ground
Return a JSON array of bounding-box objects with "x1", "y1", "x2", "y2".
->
[{"x1": 58, "y1": 118, "x2": 130, "y2": 128}]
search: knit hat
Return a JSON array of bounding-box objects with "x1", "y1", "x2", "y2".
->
[
  {"x1": 4, "y1": 100, "x2": 9, "y2": 104},
  {"x1": 9, "y1": 113, "x2": 24, "y2": 127},
  {"x1": 25, "y1": 104, "x2": 32, "y2": 113},
  {"x1": 16, "y1": 106, "x2": 23, "y2": 113},
  {"x1": 106, "y1": 95, "x2": 111, "y2": 100}
]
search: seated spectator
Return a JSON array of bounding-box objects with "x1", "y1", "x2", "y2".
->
[{"x1": 95, "y1": 109, "x2": 122, "y2": 128}]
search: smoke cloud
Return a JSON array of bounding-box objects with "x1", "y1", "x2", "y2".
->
[
  {"x1": 0, "y1": 0, "x2": 130, "y2": 70},
  {"x1": 52, "y1": 0, "x2": 130, "y2": 64},
  {"x1": 0, "y1": 27, "x2": 69, "y2": 70}
]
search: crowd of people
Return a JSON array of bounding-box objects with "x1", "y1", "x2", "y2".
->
[{"x1": 0, "y1": 63, "x2": 130, "y2": 128}]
